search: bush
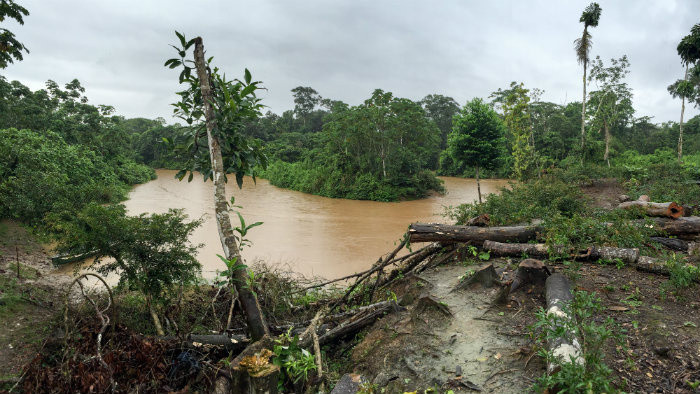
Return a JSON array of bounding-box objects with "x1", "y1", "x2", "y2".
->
[{"x1": 447, "y1": 176, "x2": 587, "y2": 226}]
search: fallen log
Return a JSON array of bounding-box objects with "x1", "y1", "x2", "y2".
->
[
  {"x1": 583, "y1": 246, "x2": 639, "y2": 265},
  {"x1": 315, "y1": 301, "x2": 403, "y2": 346},
  {"x1": 483, "y1": 240, "x2": 551, "y2": 258},
  {"x1": 408, "y1": 223, "x2": 541, "y2": 244},
  {"x1": 545, "y1": 274, "x2": 583, "y2": 374},
  {"x1": 650, "y1": 237, "x2": 689, "y2": 252},
  {"x1": 645, "y1": 217, "x2": 700, "y2": 237},
  {"x1": 618, "y1": 200, "x2": 684, "y2": 219}
]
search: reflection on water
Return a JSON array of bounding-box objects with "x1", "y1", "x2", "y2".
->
[{"x1": 61, "y1": 170, "x2": 509, "y2": 281}]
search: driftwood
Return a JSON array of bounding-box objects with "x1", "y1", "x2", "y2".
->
[
  {"x1": 618, "y1": 200, "x2": 684, "y2": 219},
  {"x1": 408, "y1": 223, "x2": 541, "y2": 245},
  {"x1": 545, "y1": 274, "x2": 583, "y2": 374},
  {"x1": 650, "y1": 237, "x2": 689, "y2": 252}
]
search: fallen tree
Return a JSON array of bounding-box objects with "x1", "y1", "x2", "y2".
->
[
  {"x1": 545, "y1": 273, "x2": 584, "y2": 374},
  {"x1": 645, "y1": 216, "x2": 700, "y2": 237},
  {"x1": 618, "y1": 200, "x2": 684, "y2": 219},
  {"x1": 408, "y1": 223, "x2": 541, "y2": 244}
]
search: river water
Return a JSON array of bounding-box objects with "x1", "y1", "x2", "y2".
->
[{"x1": 110, "y1": 170, "x2": 509, "y2": 280}]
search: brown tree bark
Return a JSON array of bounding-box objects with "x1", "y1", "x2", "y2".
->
[
  {"x1": 193, "y1": 37, "x2": 268, "y2": 341},
  {"x1": 476, "y1": 164, "x2": 482, "y2": 204},
  {"x1": 645, "y1": 216, "x2": 700, "y2": 237},
  {"x1": 408, "y1": 223, "x2": 541, "y2": 245},
  {"x1": 679, "y1": 64, "x2": 688, "y2": 162}
]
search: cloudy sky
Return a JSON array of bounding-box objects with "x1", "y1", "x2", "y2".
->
[{"x1": 3, "y1": 1, "x2": 699, "y2": 123}]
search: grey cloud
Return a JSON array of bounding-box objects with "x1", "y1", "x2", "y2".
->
[{"x1": 3, "y1": 0, "x2": 698, "y2": 122}]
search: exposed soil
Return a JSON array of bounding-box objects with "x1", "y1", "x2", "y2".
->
[
  {"x1": 580, "y1": 178, "x2": 627, "y2": 209},
  {"x1": 0, "y1": 220, "x2": 71, "y2": 383},
  {"x1": 350, "y1": 261, "x2": 542, "y2": 393}
]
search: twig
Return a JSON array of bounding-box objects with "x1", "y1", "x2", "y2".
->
[
  {"x1": 485, "y1": 368, "x2": 519, "y2": 383},
  {"x1": 65, "y1": 273, "x2": 115, "y2": 392},
  {"x1": 225, "y1": 285, "x2": 238, "y2": 332}
]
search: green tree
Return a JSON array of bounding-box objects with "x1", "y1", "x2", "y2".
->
[
  {"x1": 446, "y1": 98, "x2": 506, "y2": 203},
  {"x1": 588, "y1": 56, "x2": 633, "y2": 166},
  {"x1": 420, "y1": 94, "x2": 460, "y2": 151},
  {"x1": 165, "y1": 32, "x2": 269, "y2": 340},
  {"x1": 668, "y1": 23, "x2": 700, "y2": 161},
  {"x1": 0, "y1": 0, "x2": 29, "y2": 68},
  {"x1": 291, "y1": 86, "x2": 322, "y2": 131},
  {"x1": 574, "y1": 2, "x2": 602, "y2": 152},
  {"x1": 49, "y1": 204, "x2": 202, "y2": 336},
  {"x1": 503, "y1": 82, "x2": 535, "y2": 180}
]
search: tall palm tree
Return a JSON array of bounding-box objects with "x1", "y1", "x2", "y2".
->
[
  {"x1": 574, "y1": 2, "x2": 602, "y2": 153},
  {"x1": 673, "y1": 23, "x2": 700, "y2": 162}
]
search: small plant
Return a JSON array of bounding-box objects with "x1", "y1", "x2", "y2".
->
[
  {"x1": 662, "y1": 253, "x2": 699, "y2": 294},
  {"x1": 530, "y1": 291, "x2": 625, "y2": 393},
  {"x1": 272, "y1": 329, "x2": 317, "y2": 390}
]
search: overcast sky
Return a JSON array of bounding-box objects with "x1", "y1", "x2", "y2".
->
[{"x1": 3, "y1": 1, "x2": 699, "y2": 123}]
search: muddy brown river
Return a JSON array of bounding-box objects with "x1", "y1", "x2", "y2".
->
[{"x1": 115, "y1": 169, "x2": 509, "y2": 280}]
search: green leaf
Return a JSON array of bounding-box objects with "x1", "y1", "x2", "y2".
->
[
  {"x1": 175, "y1": 31, "x2": 186, "y2": 47},
  {"x1": 244, "y1": 68, "x2": 252, "y2": 84},
  {"x1": 187, "y1": 172, "x2": 194, "y2": 182}
]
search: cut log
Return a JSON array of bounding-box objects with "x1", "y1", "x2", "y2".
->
[
  {"x1": 583, "y1": 246, "x2": 639, "y2": 265},
  {"x1": 483, "y1": 240, "x2": 551, "y2": 258},
  {"x1": 408, "y1": 223, "x2": 541, "y2": 245},
  {"x1": 635, "y1": 256, "x2": 669, "y2": 275},
  {"x1": 618, "y1": 201, "x2": 684, "y2": 219},
  {"x1": 618, "y1": 194, "x2": 631, "y2": 203},
  {"x1": 650, "y1": 237, "x2": 689, "y2": 252},
  {"x1": 465, "y1": 213, "x2": 490, "y2": 227},
  {"x1": 510, "y1": 259, "x2": 551, "y2": 293},
  {"x1": 638, "y1": 195, "x2": 651, "y2": 202},
  {"x1": 646, "y1": 217, "x2": 700, "y2": 237},
  {"x1": 545, "y1": 274, "x2": 583, "y2": 374},
  {"x1": 453, "y1": 264, "x2": 498, "y2": 291}
]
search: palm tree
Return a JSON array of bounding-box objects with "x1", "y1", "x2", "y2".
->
[
  {"x1": 574, "y1": 2, "x2": 602, "y2": 153},
  {"x1": 672, "y1": 23, "x2": 700, "y2": 162}
]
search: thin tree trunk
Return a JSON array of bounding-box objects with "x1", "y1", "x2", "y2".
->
[
  {"x1": 603, "y1": 120, "x2": 610, "y2": 167},
  {"x1": 476, "y1": 165, "x2": 482, "y2": 204},
  {"x1": 679, "y1": 64, "x2": 688, "y2": 162},
  {"x1": 147, "y1": 296, "x2": 165, "y2": 336},
  {"x1": 581, "y1": 41, "x2": 588, "y2": 154},
  {"x1": 193, "y1": 37, "x2": 268, "y2": 341}
]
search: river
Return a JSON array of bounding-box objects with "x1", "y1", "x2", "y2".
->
[{"x1": 106, "y1": 169, "x2": 509, "y2": 280}]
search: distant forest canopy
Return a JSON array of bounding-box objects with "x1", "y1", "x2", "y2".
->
[{"x1": 1, "y1": 72, "x2": 700, "y2": 222}]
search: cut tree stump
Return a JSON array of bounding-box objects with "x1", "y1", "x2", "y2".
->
[
  {"x1": 408, "y1": 223, "x2": 541, "y2": 245},
  {"x1": 650, "y1": 237, "x2": 689, "y2": 252},
  {"x1": 618, "y1": 200, "x2": 684, "y2": 219},
  {"x1": 453, "y1": 263, "x2": 498, "y2": 291},
  {"x1": 510, "y1": 259, "x2": 551, "y2": 293},
  {"x1": 545, "y1": 274, "x2": 584, "y2": 374},
  {"x1": 465, "y1": 213, "x2": 490, "y2": 227}
]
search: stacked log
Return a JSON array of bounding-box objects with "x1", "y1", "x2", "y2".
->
[{"x1": 618, "y1": 200, "x2": 684, "y2": 219}]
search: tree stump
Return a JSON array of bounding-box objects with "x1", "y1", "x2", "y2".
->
[
  {"x1": 510, "y1": 259, "x2": 551, "y2": 294},
  {"x1": 453, "y1": 264, "x2": 498, "y2": 292}
]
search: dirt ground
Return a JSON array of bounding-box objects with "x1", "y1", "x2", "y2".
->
[{"x1": 0, "y1": 220, "x2": 71, "y2": 385}]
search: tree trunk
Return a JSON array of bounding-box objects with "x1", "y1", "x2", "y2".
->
[
  {"x1": 645, "y1": 216, "x2": 700, "y2": 237},
  {"x1": 147, "y1": 296, "x2": 165, "y2": 336},
  {"x1": 193, "y1": 37, "x2": 268, "y2": 341},
  {"x1": 476, "y1": 164, "x2": 482, "y2": 204},
  {"x1": 545, "y1": 274, "x2": 584, "y2": 373},
  {"x1": 649, "y1": 237, "x2": 689, "y2": 252},
  {"x1": 618, "y1": 200, "x2": 684, "y2": 219},
  {"x1": 408, "y1": 223, "x2": 541, "y2": 245},
  {"x1": 581, "y1": 48, "x2": 588, "y2": 153},
  {"x1": 603, "y1": 120, "x2": 610, "y2": 167},
  {"x1": 679, "y1": 64, "x2": 688, "y2": 162},
  {"x1": 483, "y1": 240, "x2": 552, "y2": 258}
]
